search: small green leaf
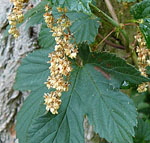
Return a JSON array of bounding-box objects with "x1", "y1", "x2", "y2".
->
[
  {"x1": 66, "y1": 12, "x2": 100, "y2": 44},
  {"x1": 38, "y1": 23, "x2": 56, "y2": 49},
  {"x1": 139, "y1": 18, "x2": 150, "y2": 49},
  {"x1": 134, "y1": 118, "x2": 150, "y2": 142},
  {"x1": 130, "y1": 0, "x2": 150, "y2": 19},
  {"x1": 49, "y1": 0, "x2": 92, "y2": 14}
]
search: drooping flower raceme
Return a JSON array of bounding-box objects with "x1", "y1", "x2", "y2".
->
[
  {"x1": 135, "y1": 33, "x2": 150, "y2": 93},
  {"x1": 8, "y1": 0, "x2": 29, "y2": 38},
  {"x1": 43, "y1": 6, "x2": 78, "y2": 114}
]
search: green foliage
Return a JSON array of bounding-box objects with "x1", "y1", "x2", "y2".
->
[
  {"x1": 49, "y1": 0, "x2": 92, "y2": 13},
  {"x1": 131, "y1": 0, "x2": 150, "y2": 49},
  {"x1": 24, "y1": 1, "x2": 48, "y2": 29},
  {"x1": 134, "y1": 119, "x2": 150, "y2": 143},
  {"x1": 130, "y1": 0, "x2": 150, "y2": 19},
  {"x1": 66, "y1": 12, "x2": 100, "y2": 44},
  {"x1": 38, "y1": 24, "x2": 56, "y2": 49},
  {"x1": 14, "y1": 43, "x2": 150, "y2": 143},
  {"x1": 16, "y1": 87, "x2": 49, "y2": 143},
  {"x1": 139, "y1": 18, "x2": 150, "y2": 49},
  {"x1": 14, "y1": 49, "x2": 52, "y2": 90},
  {"x1": 24, "y1": 2, "x2": 99, "y2": 45},
  {"x1": 13, "y1": 0, "x2": 150, "y2": 143}
]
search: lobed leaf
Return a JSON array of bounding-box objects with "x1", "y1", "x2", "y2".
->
[
  {"x1": 66, "y1": 12, "x2": 100, "y2": 44},
  {"x1": 14, "y1": 44, "x2": 150, "y2": 143}
]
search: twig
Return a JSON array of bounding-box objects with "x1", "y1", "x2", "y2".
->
[
  {"x1": 96, "y1": 28, "x2": 115, "y2": 48},
  {"x1": 98, "y1": 34, "x2": 125, "y2": 50},
  {"x1": 89, "y1": 3, "x2": 130, "y2": 52},
  {"x1": 104, "y1": 0, "x2": 119, "y2": 23},
  {"x1": 123, "y1": 23, "x2": 138, "y2": 27}
]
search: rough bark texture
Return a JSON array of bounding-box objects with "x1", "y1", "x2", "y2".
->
[{"x1": 0, "y1": 0, "x2": 100, "y2": 143}]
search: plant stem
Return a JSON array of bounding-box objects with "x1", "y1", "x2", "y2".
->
[
  {"x1": 89, "y1": 3, "x2": 130, "y2": 52},
  {"x1": 90, "y1": 3, "x2": 118, "y2": 27},
  {"x1": 104, "y1": 0, "x2": 119, "y2": 23},
  {"x1": 96, "y1": 28, "x2": 115, "y2": 48},
  {"x1": 98, "y1": 34, "x2": 125, "y2": 50}
]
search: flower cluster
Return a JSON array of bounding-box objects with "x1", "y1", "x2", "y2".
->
[
  {"x1": 8, "y1": 0, "x2": 29, "y2": 38},
  {"x1": 43, "y1": 6, "x2": 78, "y2": 114},
  {"x1": 135, "y1": 33, "x2": 150, "y2": 92}
]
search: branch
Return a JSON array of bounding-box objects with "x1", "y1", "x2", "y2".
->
[
  {"x1": 104, "y1": 0, "x2": 119, "y2": 23},
  {"x1": 89, "y1": 3, "x2": 130, "y2": 52},
  {"x1": 98, "y1": 34, "x2": 125, "y2": 50}
]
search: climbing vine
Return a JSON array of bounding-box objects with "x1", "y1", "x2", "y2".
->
[{"x1": 7, "y1": 0, "x2": 150, "y2": 143}]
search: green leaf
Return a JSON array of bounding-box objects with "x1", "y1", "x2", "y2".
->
[
  {"x1": 75, "y1": 66, "x2": 136, "y2": 143},
  {"x1": 78, "y1": 45, "x2": 150, "y2": 87},
  {"x1": 38, "y1": 23, "x2": 56, "y2": 49},
  {"x1": 52, "y1": 8, "x2": 100, "y2": 44},
  {"x1": 130, "y1": 0, "x2": 150, "y2": 19},
  {"x1": 49, "y1": 0, "x2": 92, "y2": 14},
  {"x1": 16, "y1": 86, "x2": 49, "y2": 143},
  {"x1": 27, "y1": 68, "x2": 84, "y2": 143},
  {"x1": 38, "y1": 8, "x2": 100, "y2": 46},
  {"x1": 24, "y1": 1, "x2": 49, "y2": 29},
  {"x1": 14, "y1": 48, "x2": 52, "y2": 91},
  {"x1": 14, "y1": 44, "x2": 150, "y2": 143},
  {"x1": 139, "y1": 18, "x2": 150, "y2": 49},
  {"x1": 25, "y1": 47, "x2": 138, "y2": 143},
  {"x1": 134, "y1": 118, "x2": 150, "y2": 142},
  {"x1": 66, "y1": 12, "x2": 100, "y2": 44}
]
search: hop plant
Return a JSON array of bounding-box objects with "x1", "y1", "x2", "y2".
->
[{"x1": 43, "y1": 6, "x2": 78, "y2": 114}]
